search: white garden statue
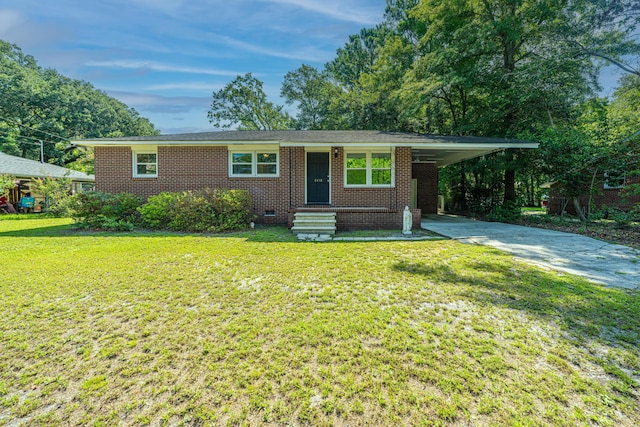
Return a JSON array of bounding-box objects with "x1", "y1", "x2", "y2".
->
[{"x1": 402, "y1": 206, "x2": 412, "y2": 235}]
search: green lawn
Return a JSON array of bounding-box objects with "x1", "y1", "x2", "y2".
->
[{"x1": 0, "y1": 217, "x2": 638, "y2": 426}]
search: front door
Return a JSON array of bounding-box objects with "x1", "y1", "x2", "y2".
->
[{"x1": 306, "y1": 152, "x2": 330, "y2": 204}]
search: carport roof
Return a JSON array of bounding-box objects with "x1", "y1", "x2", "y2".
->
[{"x1": 74, "y1": 130, "x2": 537, "y2": 166}]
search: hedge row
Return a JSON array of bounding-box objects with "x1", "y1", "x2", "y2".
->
[{"x1": 69, "y1": 189, "x2": 252, "y2": 232}]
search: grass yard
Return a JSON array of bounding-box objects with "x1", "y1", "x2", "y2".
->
[{"x1": 0, "y1": 217, "x2": 639, "y2": 426}]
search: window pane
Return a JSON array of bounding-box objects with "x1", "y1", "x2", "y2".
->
[
  {"x1": 371, "y1": 153, "x2": 391, "y2": 168},
  {"x1": 257, "y1": 164, "x2": 277, "y2": 175},
  {"x1": 257, "y1": 153, "x2": 277, "y2": 163},
  {"x1": 232, "y1": 164, "x2": 252, "y2": 175},
  {"x1": 372, "y1": 169, "x2": 391, "y2": 185},
  {"x1": 604, "y1": 171, "x2": 625, "y2": 188},
  {"x1": 137, "y1": 153, "x2": 156, "y2": 163},
  {"x1": 232, "y1": 153, "x2": 252, "y2": 164},
  {"x1": 137, "y1": 164, "x2": 156, "y2": 175},
  {"x1": 347, "y1": 169, "x2": 366, "y2": 185},
  {"x1": 346, "y1": 153, "x2": 366, "y2": 169}
]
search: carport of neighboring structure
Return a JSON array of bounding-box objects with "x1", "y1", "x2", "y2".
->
[{"x1": 421, "y1": 214, "x2": 640, "y2": 290}]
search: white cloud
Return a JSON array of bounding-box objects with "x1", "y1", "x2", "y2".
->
[
  {"x1": 85, "y1": 60, "x2": 242, "y2": 76},
  {"x1": 0, "y1": 10, "x2": 22, "y2": 34},
  {"x1": 258, "y1": 0, "x2": 381, "y2": 25},
  {"x1": 211, "y1": 34, "x2": 334, "y2": 62},
  {"x1": 0, "y1": 9, "x2": 71, "y2": 49},
  {"x1": 105, "y1": 90, "x2": 210, "y2": 113},
  {"x1": 144, "y1": 83, "x2": 223, "y2": 91}
]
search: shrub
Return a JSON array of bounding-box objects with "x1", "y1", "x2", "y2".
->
[
  {"x1": 30, "y1": 176, "x2": 72, "y2": 217},
  {"x1": 138, "y1": 192, "x2": 177, "y2": 229},
  {"x1": 0, "y1": 174, "x2": 15, "y2": 198},
  {"x1": 138, "y1": 188, "x2": 252, "y2": 232},
  {"x1": 594, "y1": 205, "x2": 637, "y2": 229},
  {"x1": 68, "y1": 192, "x2": 143, "y2": 231},
  {"x1": 492, "y1": 201, "x2": 522, "y2": 223}
]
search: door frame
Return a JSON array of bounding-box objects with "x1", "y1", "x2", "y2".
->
[{"x1": 305, "y1": 148, "x2": 331, "y2": 205}]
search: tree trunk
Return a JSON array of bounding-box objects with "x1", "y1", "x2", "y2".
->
[
  {"x1": 572, "y1": 196, "x2": 587, "y2": 223},
  {"x1": 503, "y1": 149, "x2": 516, "y2": 203},
  {"x1": 460, "y1": 161, "x2": 468, "y2": 213}
]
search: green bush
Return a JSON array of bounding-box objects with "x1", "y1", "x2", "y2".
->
[
  {"x1": 492, "y1": 201, "x2": 522, "y2": 223},
  {"x1": 138, "y1": 192, "x2": 176, "y2": 229},
  {"x1": 68, "y1": 192, "x2": 143, "y2": 231},
  {"x1": 139, "y1": 188, "x2": 252, "y2": 232},
  {"x1": 593, "y1": 205, "x2": 638, "y2": 229},
  {"x1": 30, "y1": 176, "x2": 72, "y2": 217}
]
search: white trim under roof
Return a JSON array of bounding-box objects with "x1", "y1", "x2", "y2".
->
[
  {"x1": 72, "y1": 130, "x2": 538, "y2": 167},
  {"x1": 76, "y1": 140, "x2": 280, "y2": 147}
]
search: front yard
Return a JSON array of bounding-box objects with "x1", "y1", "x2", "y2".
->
[{"x1": 0, "y1": 217, "x2": 638, "y2": 426}]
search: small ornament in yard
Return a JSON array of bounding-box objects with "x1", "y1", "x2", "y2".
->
[{"x1": 403, "y1": 206, "x2": 412, "y2": 235}]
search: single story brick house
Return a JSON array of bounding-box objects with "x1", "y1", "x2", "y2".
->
[{"x1": 75, "y1": 130, "x2": 536, "y2": 231}]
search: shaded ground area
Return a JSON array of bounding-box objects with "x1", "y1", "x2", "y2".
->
[
  {"x1": 519, "y1": 214, "x2": 640, "y2": 250},
  {"x1": 422, "y1": 215, "x2": 640, "y2": 290}
]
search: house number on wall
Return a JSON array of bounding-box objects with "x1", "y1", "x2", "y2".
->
[{"x1": 314, "y1": 178, "x2": 323, "y2": 183}]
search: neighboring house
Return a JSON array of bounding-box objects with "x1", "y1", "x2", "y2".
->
[
  {"x1": 75, "y1": 130, "x2": 536, "y2": 230},
  {"x1": 545, "y1": 172, "x2": 640, "y2": 215},
  {"x1": 0, "y1": 151, "x2": 95, "y2": 209}
]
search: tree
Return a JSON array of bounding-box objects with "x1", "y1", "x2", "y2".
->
[
  {"x1": 281, "y1": 65, "x2": 342, "y2": 130},
  {"x1": 208, "y1": 73, "x2": 292, "y2": 130},
  {"x1": 325, "y1": 25, "x2": 393, "y2": 90}
]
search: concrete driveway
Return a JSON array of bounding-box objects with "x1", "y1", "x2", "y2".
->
[{"x1": 421, "y1": 215, "x2": 640, "y2": 290}]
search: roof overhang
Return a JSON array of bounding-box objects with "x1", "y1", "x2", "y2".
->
[{"x1": 73, "y1": 131, "x2": 537, "y2": 167}]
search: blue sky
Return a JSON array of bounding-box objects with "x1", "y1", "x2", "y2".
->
[
  {"x1": 0, "y1": 0, "x2": 627, "y2": 135},
  {"x1": 0, "y1": 0, "x2": 387, "y2": 134}
]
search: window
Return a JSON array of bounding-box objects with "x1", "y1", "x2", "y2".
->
[
  {"x1": 345, "y1": 151, "x2": 393, "y2": 187},
  {"x1": 604, "y1": 171, "x2": 625, "y2": 189},
  {"x1": 133, "y1": 151, "x2": 157, "y2": 177},
  {"x1": 230, "y1": 151, "x2": 278, "y2": 177}
]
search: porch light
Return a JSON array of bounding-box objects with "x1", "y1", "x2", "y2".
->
[{"x1": 334, "y1": 148, "x2": 339, "y2": 158}]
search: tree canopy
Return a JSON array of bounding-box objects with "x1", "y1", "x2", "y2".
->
[
  {"x1": 272, "y1": 0, "x2": 640, "y2": 216},
  {"x1": 207, "y1": 73, "x2": 292, "y2": 131},
  {"x1": 0, "y1": 40, "x2": 158, "y2": 171}
]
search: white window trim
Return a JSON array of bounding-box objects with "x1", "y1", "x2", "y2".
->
[
  {"x1": 228, "y1": 150, "x2": 279, "y2": 178},
  {"x1": 344, "y1": 150, "x2": 395, "y2": 188},
  {"x1": 604, "y1": 171, "x2": 626, "y2": 189},
  {"x1": 132, "y1": 149, "x2": 158, "y2": 178}
]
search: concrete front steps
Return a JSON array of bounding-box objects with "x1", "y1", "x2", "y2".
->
[{"x1": 291, "y1": 212, "x2": 336, "y2": 235}]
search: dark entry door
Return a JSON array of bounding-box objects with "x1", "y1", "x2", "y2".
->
[{"x1": 307, "y1": 152, "x2": 330, "y2": 204}]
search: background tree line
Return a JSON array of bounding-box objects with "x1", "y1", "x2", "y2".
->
[
  {"x1": 0, "y1": 40, "x2": 158, "y2": 173},
  {"x1": 209, "y1": 0, "x2": 640, "y2": 218}
]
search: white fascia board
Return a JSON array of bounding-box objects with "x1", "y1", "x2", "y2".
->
[
  {"x1": 410, "y1": 142, "x2": 539, "y2": 149},
  {"x1": 73, "y1": 140, "x2": 282, "y2": 147},
  {"x1": 280, "y1": 141, "x2": 539, "y2": 149}
]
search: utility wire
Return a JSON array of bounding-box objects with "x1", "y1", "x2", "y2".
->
[
  {"x1": 0, "y1": 128, "x2": 65, "y2": 146},
  {"x1": 0, "y1": 117, "x2": 70, "y2": 142}
]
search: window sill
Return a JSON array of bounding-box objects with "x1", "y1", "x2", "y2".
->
[
  {"x1": 229, "y1": 175, "x2": 280, "y2": 179},
  {"x1": 344, "y1": 185, "x2": 395, "y2": 189}
]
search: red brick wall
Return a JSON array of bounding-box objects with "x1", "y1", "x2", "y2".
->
[
  {"x1": 547, "y1": 177, "x2": 640, "y2": 215},
  {"x1": 95, "y1": 145, "x2": 422, "y2": 229},
  {"x1": 412, "y1": 163, "x2": 438, "y2": 214}
]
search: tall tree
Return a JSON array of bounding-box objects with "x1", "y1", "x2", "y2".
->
[{"x1": 208, "y1": 73, "x2": 292, "y2": 130}]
